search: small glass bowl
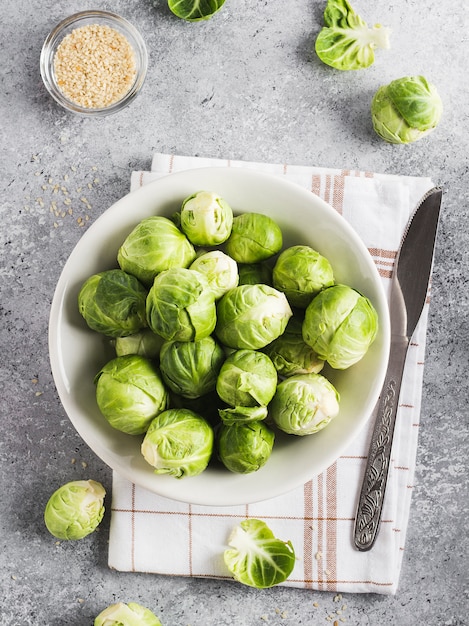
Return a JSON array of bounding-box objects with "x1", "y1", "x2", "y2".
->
[{"x1": 40, "y1": 10, "x2": 148, "y2": 116}]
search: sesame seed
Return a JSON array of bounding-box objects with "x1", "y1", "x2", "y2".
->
[{"x1": 53, "y1": 23, "x2": 137, "y2": 109}]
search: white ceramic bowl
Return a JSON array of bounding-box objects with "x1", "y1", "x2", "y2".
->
[{"x1": 49, "y1": 167, "x2": 390, "y2": 506}]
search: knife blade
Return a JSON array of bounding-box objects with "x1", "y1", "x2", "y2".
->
[{"x1": 353, "y1": 186, "x2": 442, "y2": 551}]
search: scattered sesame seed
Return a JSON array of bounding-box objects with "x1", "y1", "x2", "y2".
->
[
  {"x1": 313, "y1": 602, "x2": 319, "y2": 608},
  {"x1": 35, "y1": 391, "x2": 43, "y2": 396},
  {"x1": 11, "y1": 575, "x2": 17, "y2": 580},
  {"x1": 315, "y1": 551, "x2": 322, "y2": 560},
  {"x1": 81, "y1": 461, "x2": 88, "y2": 468},
  {"x1": 333, "y1": 594, "x2": 342, "y2": 603},
  {"x1": 71, "y1": 458, "x2": 76, "y2": 464},
  {"x1": 31, "y1": 378, "x2": 38, "y2": 384}
]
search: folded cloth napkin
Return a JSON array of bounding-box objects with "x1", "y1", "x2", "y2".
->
[{"x1": 108, "y1": 153, "x2": 435, "y2": 594}]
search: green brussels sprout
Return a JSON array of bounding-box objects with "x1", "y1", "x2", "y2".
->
[
  {"x1": 224, "y1": 213, "x2": 283, "y2": 263},
  {"x1": 78, "y1": 269, "x2": 147, "y2": 338},
  {"x1": 94, "y1": 601, "x2": 162, "y2": 626},
  {"x1": 180, "y1": 190, "x2": 233, "y2": 246},
  {"x1": 146, "y1": 268, "x2": 217, "y2": 342},
  {"x1": 218, "y1": 405, "x2": 269, "y2": 425},
  {"x1": 237, "y1": 262, "x2": 272, "y2": 286},
  {"x1": 168, "y1": 0, "x2": 226, "y2": 22},
  {"x1": 215, "y1": 284, "x2": 292, "y2": 350},
  {"x1": 371, "y1": 75, "x2": 443, "y2": 144},
  {"x1": 159, "y1": 336, "x2": 226, "y2": 399},
  {"x1": 315, "y1": 0, "x2": 390, "y2": 71},
  {"x1": 272, "y1": 245, "x2": 335, "y2": 308},
  {"x1": 263, "y1": 316, "x2": 325, "y2": 377},
  {"x1": 114, "y1": 328, "x2": 165, "y2": 359},
  {"x1": 224, "y1": 519, "x2": 295, "y2": 588},
  {"x1": 190, "y1": 250, "x2": 238, "y2": 299},
  {"x1": 217, "y1": 421, "x2": 275, "y2": 474},
  {"x1": 141, "y1": 409, "x2": 214, "y2": 478},
  {"x1": 302, "y1": 284, "x2": 378, "y2": 369},
  {"x1": 44, "y1": 480, "x2": 105, "y2": 540},
  {"x1": 117, "y1": 216, "x2": 196, "y2": 286},
  {"x1": 270, "y1": 373, "x2": 340, "y2": 436},
  {"x1": 94, "y1": 355, "x2": 168, "y2": 435},
  {"x1": 216, "y1": 349, "x2": 278, "y2": 407}
]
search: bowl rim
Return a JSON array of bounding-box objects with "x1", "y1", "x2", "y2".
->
[
  {"x1": 40, "y1": 10, "x2": 148, "y2": 116},
  {"x1": 48, "y1": 166, "x2": 391, "y2": 506}
]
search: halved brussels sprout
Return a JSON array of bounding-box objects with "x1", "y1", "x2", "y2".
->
[
  {"x1": 78, "y1": 269, "x2": 148, "y2": 338},
  {"x1": 215, "y1": 284, "x2": 292, "y2": 350},
  {"x1": 168, "y1": 0, "x2": 226, "y2": 22},
  {"x1": 141, "y1": 408, "x2": 214, "y2": 478},
  {"x1": 146, "y1": 268, "x2": 217, "y2": 342},
  {"x1": 94, "y1": 355, "x2": 168, "y2": 435},
  {"x1": 94, "y1": 601, "x2": 162, "y2": 626},
  {"x1": 225, "y1": 213, "x2": 283, "y2": 263},
  {"x1": 117, "y1": 216, "x2": 196, "y2": 286},
  {"x1": 224, "y1": 519, "x2": 295, "y2": 588},
  {"x1": 190, "y1": 250, "x2": 238, "y2": 299},
  {"x1": 180, "y1": 190, "x2": 233, "y2": 246},
  {"x1": 216, "y1": 349, "x2": 278, "y2": 407},
  {"x1": 272, "y1": 245, "x2": 334, "y2": 308},
  {"x1": 159, "y1": 336, "x2": 225, "y2": 399},
  {"x1": 218, "y1": 421, "x2": 275, "y2": 474},
  {"x1": 270, "y1": 373, "x2": 340, "y2": 436},
  {"x1": 44, "y1": 480, "x2": 105, "y2": 540},
  {"x1": 302, "y1": 284, "x2": 378, "y2": 369}
]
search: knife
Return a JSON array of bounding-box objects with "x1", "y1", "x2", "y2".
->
[{"x1": 353, "y1": 186, "x2": 442, "y2": 551}]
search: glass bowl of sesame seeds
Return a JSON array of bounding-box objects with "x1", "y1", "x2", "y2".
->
[{"x1": 40, "y1": 10, "x2": 148, "y2": 116}]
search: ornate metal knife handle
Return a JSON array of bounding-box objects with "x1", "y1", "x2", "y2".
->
[{"x1": 353, "y1": 337, "x2": 409, "y2": 551}]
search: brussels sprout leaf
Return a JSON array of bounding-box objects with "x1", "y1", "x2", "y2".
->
[
  {"x1": 224, "y1": 519, "x2": 295, "y2": 588},
  {"x1": 168, "y1": 0, "x2": 225, "y2": 22},
  {"x1": 315, "y1": 0, "x2": 390, "y2": 70}
]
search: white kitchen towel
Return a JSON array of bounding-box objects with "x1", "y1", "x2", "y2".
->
[{"x1": 108, "y1": 153, "x2": 435, "y2": 594}]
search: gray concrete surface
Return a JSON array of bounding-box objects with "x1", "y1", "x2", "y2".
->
[{"x1": 1, "y1": 1, "x2": 468, "y2": 624}]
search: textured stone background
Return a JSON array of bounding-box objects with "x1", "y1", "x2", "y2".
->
[{"x1": 1, "y1": 1, "x2": 467, "y2": 624}]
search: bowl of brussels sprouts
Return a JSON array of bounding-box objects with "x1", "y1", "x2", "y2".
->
[{"x1": 49, "y1": 167, "x2": 390, "y2": 506}]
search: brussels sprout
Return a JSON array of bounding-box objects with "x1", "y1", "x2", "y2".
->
[
  {"x1": 272, "y1": 245, "x2": 335, "y2": 308},
  {"x1": 215, "y1": 284, "x2": 292, "y2": 350},
  {"x1": 190, "y1": 250, "x2": 238, "y2": 299},
  {"x1": 94, "y1": 602, "x2": 162, "y2": 626},
  {"x1": 94, "y1": 355, "x2": 168, "y2": 435},
  {"x1": 216, "y1": 349, "x2": 278, "y2": 407},
  {"x1": 224, "y1": 519, "x2": 295, "y2": 588},
  {"x1": 218, "y1": 421, "x2": 275, "y2": 474},
  {"x1": 270, "y1": 373, "x2": 340, "y2": 436},
  {"x1": 371, "y1": 75, "x2": 443, "y2": 144},
  {"x1": 44, "y1": 480, "x2": 105, "y2": 540},
  {"x1": 78, "y1": 270, "x2": 147, "y2": 338},
  {"x1": 115, "y1": 328, "x2": 165, "y2": 359},
  {"x1": 146, "y1": 268, "x2": 217, "y2": 342},
  {"x1": 263, "y1": 316, "x2": 325, "y2": 377},
  {"x1": 180, "y1": 191, "x2": 233, "y2": 246},
  {"x1": 117, "y1": 216, "x2": 196, "y2": 286},
  {"x1": 237, "y1": 262, "x2": 272, "y2": 286},
  {"x1": 315, "y1": 0, "x2": 390, "y2": 70},
  {"x1": 141, "y1": 408, "x2": 214, "y2": 478},
  {"x1": 218, "y1": 405, "x2": 269, "y2": 425},
  {"x1": 225, "y1": 213, "x2": 283, "y2": 263},
  {"x1": 168, "y1": 0, "x2": 226, "y2": 22},
  {"x1": 302, "y1": 284, "x2": 378, "y2": 369},
  {"x1": 159, "y1": 336, "x2": 225, "y2": 399}
]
